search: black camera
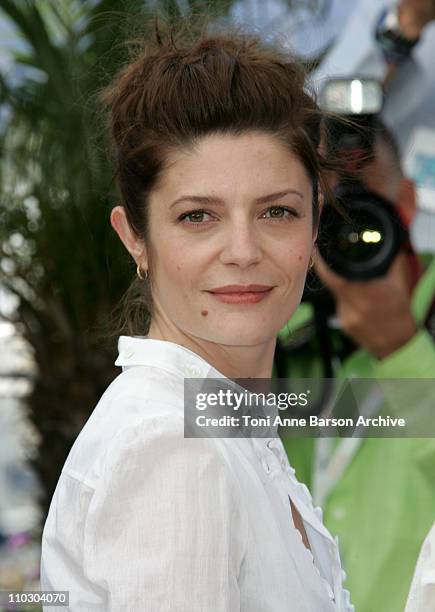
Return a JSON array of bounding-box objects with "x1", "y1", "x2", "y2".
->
[{"x1": 312, "y1": 78, "x2": 409, "y2": 283}]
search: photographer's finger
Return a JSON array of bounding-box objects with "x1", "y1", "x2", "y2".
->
[{"x1": 386, "y1": 251, "x2": 413, "y2": 292}]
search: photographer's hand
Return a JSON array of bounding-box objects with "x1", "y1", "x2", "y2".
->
[
  {"x1": 314, "y1": 249, "x2": 418, "y2": 360},
  {"x1": 398, "y1": 0, "x2": 435, "y2": 38},
  {"x1": 377, "y1": 0, "x2": 435, "y2": 88}
]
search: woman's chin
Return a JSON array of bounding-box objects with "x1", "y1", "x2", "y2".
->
[{"x1": 206, "y1": 310, "x2": 296, "y2": 347}]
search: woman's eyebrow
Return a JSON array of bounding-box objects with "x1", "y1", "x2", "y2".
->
[
  {"x1": 255, "y1": 189, "x2": 304, "y2": 204},
  {"x1": 170, "y1": 189, "x2": 304, "y2": 209}
]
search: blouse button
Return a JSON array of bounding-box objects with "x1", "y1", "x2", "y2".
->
[
  {"x1": 261, "y1": 458, "x2": 271, "y2": 474},
  {"x1": 300, "y1": 483, "x2": 313, "y2": 502}
]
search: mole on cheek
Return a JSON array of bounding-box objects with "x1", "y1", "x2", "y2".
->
[
  {"x1": 201, "y1": 309, "x2": 208, "y2": 317},
  {"x1": 298, "y1": 256, "x2": 302, "y2": 261}
]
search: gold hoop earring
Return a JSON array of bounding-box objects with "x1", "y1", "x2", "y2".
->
[
  {"x1": 308, "y1": 254, "x2": 315, "y2": 269},
  {"x1": 136, "y1": 264, "x2": 148, "y2": 280}
]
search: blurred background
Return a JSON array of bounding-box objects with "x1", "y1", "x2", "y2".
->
[{"x1": 0, "y1": 0, "x2": 434, "y2": 607}]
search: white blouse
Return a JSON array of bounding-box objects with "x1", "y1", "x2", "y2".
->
[
  {"x1": 405, "y1": 522, "x2": 435, "y2": 612},
  {"x1": 41, "y1": 336, "x2": 354, "y2": 611}
]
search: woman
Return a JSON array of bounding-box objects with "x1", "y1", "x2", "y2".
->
[{"x1": 41, "y1": 24, "x2": 353, "y2": 611}]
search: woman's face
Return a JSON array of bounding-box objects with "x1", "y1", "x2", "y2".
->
[{"x1": 145, "y1": 131, "x2": 317, "y2": 347}]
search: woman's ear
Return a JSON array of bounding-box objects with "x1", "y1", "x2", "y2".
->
[{"x1": 110, "y1": 205, "x2": 148, "y2": 269}]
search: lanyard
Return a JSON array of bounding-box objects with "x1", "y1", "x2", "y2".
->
[{"x1": 312, "y1": 382, "x2": 385, "y2": 507}]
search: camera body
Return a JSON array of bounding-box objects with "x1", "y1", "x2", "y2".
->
[{"x1": 318, "y1": 109, "x2": 409, "y2": 281}]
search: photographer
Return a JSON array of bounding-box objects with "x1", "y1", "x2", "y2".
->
[{"x1": 277, "y1": 117, "x2": 435, "y2": 612}]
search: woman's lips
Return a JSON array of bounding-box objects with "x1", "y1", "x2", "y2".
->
[{"x1": 206, "y1": 285, "x2": 274, "y2": 304}]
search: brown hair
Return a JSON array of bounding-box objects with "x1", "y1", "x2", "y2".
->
[{"x1": 101, "y1": 20, "x2": 339, "y2": 339}]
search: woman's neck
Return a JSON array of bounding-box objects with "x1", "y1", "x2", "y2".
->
[{"x1": 147, "y1": 320, "x2": 276, "y2": 379}]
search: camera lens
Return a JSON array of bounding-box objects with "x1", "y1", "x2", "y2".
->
[
  {"x1": 334, "y1": 202, "x2": 389, "y2": 263},
  {"x1": 318, "y1": 187, "x2": 408, "y2": 280}
]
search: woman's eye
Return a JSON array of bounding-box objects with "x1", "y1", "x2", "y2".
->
[
  {"x1": 261, "y1": 206, "x2": 298, "y2": 220},
  {"x1": 179, "y1": 210, "x2": 214, "y2": 224}
]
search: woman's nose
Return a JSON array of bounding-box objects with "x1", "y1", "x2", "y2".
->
[{"x1": 219, "y1": 222, "x2": 263, "y2": 268}]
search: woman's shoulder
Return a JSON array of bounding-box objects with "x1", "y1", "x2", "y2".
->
[
  {"x1": 61, "y1": 399, "x2": 241, "y2": 511},
  {"x1": 99, "y1": 364, "x2": 185, "y2": 418},
  {"x1": 61, "y1": 365, "x2": 187, "y2": 488}
]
